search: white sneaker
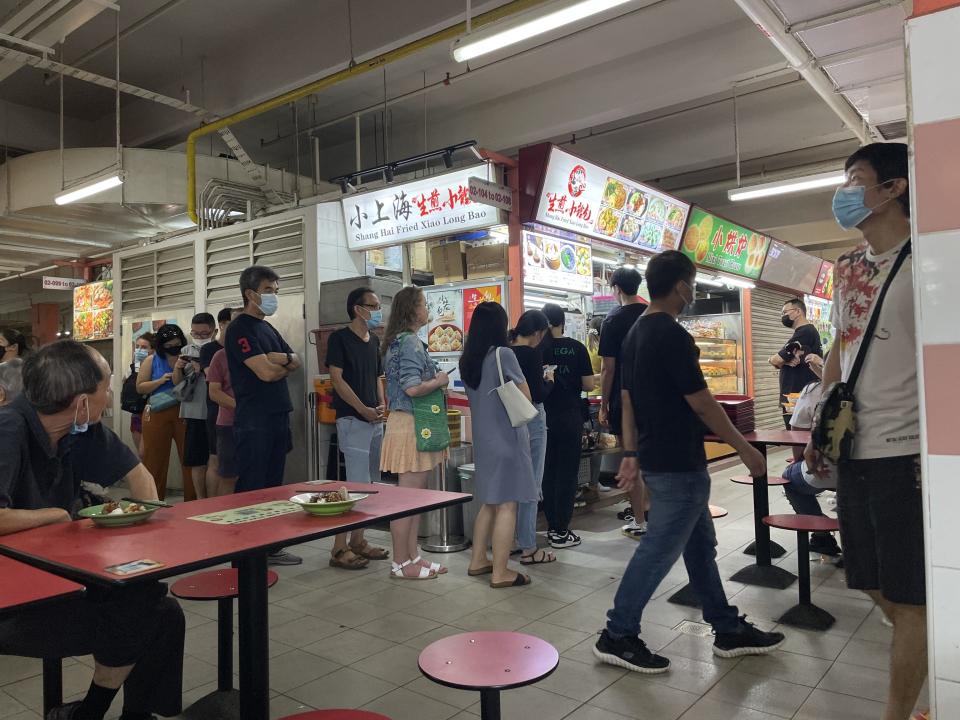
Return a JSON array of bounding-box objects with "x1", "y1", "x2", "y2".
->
[{"x1": 621, "y1": 520, "x2": 647, "y2": 539}]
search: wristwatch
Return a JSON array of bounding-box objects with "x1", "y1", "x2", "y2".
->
[
  {"x1": 623, "y1": 450, "x2": 638, "y2": 458},
  {"x1": 284, "y1": 352, "x2": 292, "y2": 366}
]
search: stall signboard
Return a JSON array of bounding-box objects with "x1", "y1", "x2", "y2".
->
[
  {"x1": 760, "y1": 240, "x2": 823, "y2": 294},
  {"x1": 342, "y1": 163, "x2": 503, "y2": 251},
  {"x1": 681, "y1": 208, "x2": 770, "y2": 280},
  {"x1": 468, "y1": 176, "x2": 513, "y2": 211},
  {"x1": 418, "y1": 280, "x2": 505, "y2": 356},
  {"x1": 42, "y1": 276, "x2": 85, "y2": 291},
  {"x1": 534, "y1": 146, "x2": 690, "y2": 252},
  {"x1": 523, "y1": 229, "x2": 592, "y2": 294},
  {"x1": 73, "y1": 280, "x2": 114, "y2": 341},
  {"x1": 812, "y1": 260, "x2": 835, "y2": 300}
]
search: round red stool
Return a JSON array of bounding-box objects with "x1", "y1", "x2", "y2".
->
[
  {"x1": 764, "y1": 514, "x2": 840, "y2": 631},
  {"x1": 279, "y1": 711, "x2": 391, "y2": 720},
  {"x1": 419, "y1": 632, "x2": 558, "y2": 720},
  {"x1": 172, "y1": 568, "x2": 278, "y2": 719},
  {"x1": 730, "y1": 475, "x2": 789, "y2": 486}
]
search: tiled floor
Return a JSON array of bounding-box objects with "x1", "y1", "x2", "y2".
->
[{"x1": 1, "y1": 450, "x2": 925, "y2": 720}]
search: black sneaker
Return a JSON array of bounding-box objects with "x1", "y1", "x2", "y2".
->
[
  {"x1": 617, "y1": 505, "x2": 634, "y2": 521},
  {"x1": 809, "y1": 532, "x2": 842, "y2": 557},
  {"x1": 713, "y1": 616, "x2": 785, "y2": 658},
  {"x1": 593, "y1": 629, "x2": 670, "y2": 674},
  {"x1": 549, "y1": 530, "x2": 582, "y2": 549},
  {"x1": 46, "y1": 703, "x2": 80, "y2": 720}
]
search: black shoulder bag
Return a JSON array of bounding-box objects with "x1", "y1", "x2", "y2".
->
[{"x1": 812, "y1": 240, "x2": 911, "y2": 463}]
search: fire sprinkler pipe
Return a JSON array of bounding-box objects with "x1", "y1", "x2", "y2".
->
[
  {"x1": 184, "y1": 0, "x2": 554, "y2": 224},
  {"x1": 733, "y1": 0, "x2": 872, "y2": 144}
]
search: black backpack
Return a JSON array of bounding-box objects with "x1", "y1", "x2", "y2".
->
[{"x1": 120, "y1": 364, "x2": 148, "y2": 414}]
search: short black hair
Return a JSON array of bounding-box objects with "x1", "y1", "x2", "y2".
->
[
  {"x1": 845, "y1": 142, "x2": 909, "y2": 216},
  {"x1": 509, "y1": 310, "x2": 549, "y2": 342},
  {"x1": 542, "y1": 303, "x2": 566, "y2": 329},
  {"x1": 784, "y1": 298, "x2": 806, "y2": 315},
  {"x1": 645, "y1": 250, "x2": 695, "y2": 299},
  {"x1": 610, "y1": 267, "x2": 642, "y2": 296},
  {"x1": 239, "y1": 265, "x2": 280, "y2": 307},
  {"x1": 217, "y1": 308, "x2": 233, "y2": 324},
  {"x1": 0, "y1": 328, "x2": 31, "y2": 357},
  {"x1": 191, "y1": 312, "x2": 216, "y2": 327},
  {"x1": 346, "y1": 286, "x2": 374, "y2": 320},
  {"x1": 22, "y1": 341, "x2": 105, "y2": 415}
]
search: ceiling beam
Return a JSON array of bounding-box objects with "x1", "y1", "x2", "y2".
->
[
  {"x1": 784, "y1": 0, "x2": 903, "y2": 34},
  {"x1": 0, "y1": 243, "x2": 72, "y2": 256},
  {"x1": 817, "y1": 38, "x2": 902, "y2": 68},
  {"x1": 0, "y1": 229, "x2": 113, "y2": 247}
]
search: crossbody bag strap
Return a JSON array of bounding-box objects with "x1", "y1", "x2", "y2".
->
[
  {"x1": 846, "y1": 240, "x2": 911, "y2": 392},
  {"x1": 495, "y1": 346, "x2": 506, "y2": 386}
]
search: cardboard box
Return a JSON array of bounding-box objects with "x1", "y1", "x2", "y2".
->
[
  {"x1": 466, "y1": 244, "x2": 508, "y2": 280},
  {"x1": 430, "y1": 242, "x2": 467, "y2": 283}
]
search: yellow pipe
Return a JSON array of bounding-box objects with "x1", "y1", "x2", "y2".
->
[{"x1": 187, "y1": 0, "x2": 552, "y2": 223}]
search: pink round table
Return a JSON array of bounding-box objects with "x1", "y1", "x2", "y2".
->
[{"x1": 419, "y1": 632, "x2": 559, "y2": 720}]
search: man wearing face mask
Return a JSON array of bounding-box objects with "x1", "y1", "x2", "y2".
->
[
  {"x1": 226, "y1": 265, "x2": 303, "y2": 565},
  {"x1": 0, "y1": 341, "x2": 185, "y2": 720},
  {"x1": 768, "y1": 299, "x2": 822, "y2": 429},
  {"x1": 805, "y1": 143, "x2": 925, "y2": 720},
  {"x1": 175, "y1": 313, "x2": 217, "y2": 499},
  {"x1": 324, "y1": 286, "x2": 389, "y2": 570}
]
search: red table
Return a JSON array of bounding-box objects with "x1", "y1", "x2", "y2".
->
[
  {"x1": 0, "y1": 555, "x2": 85, "y2": 715},
  {"x1": 0, "y1": 482, "x2": 470, "y2": 720},
  {"x1": 706, "y1": 430, "x2": 809, "y2": 589}
]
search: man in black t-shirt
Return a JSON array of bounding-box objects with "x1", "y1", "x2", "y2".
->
[
  {"x1": 226, "y1": 265, "x2": 302, "y2": 565},
  {"x1": 325, "y1": 287, "x2": 389, "y2": 570},
  {"x1": 541, "y1": 304, "x2": 595, "y2": 549},
  {"x1": 599, "y1": 267, "x2": 649, "y2": 538},
  {"x1": 594, "y1": 251, "x2": 784, "y2": 674},
  {"x1": 768, "y1": 298, "x2": 823, "y2": 429}
]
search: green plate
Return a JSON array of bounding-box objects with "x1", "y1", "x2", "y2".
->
[
  {"x1": 78, "y1": 501, "x2": 158, "y2": 527},
  {"x1": 289, "y1": 493, "x2": 369, "y2": 517}
]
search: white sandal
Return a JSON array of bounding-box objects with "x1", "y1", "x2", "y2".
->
[
  {"x1": 413, "y1": 555, "x2": 448, "y2": 574},
  {"x1": 390, "y1": 559, "x2": 437, "y2": 580}
]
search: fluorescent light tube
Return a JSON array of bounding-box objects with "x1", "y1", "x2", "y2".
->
[
  {"x1": 727, "y1": 170, "x2": 845, "y2": 202},
  {"x1": 721, "y1": 277, "x2": 756, "y2": 289},
  {"x1": 55, "y1": 172, "x2": 125, "y2": 205},
  {"x1": 452, "y1": 0, "x2": 632, "y2": 62},
  {"x1": 696, "y1": 275, "x2": 725, "y2": 287},
  {"x1": 592, "y1": 256, "x2": 619, "y2": 266}
]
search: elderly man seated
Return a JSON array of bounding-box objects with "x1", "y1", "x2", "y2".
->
[
  {"x1": 0, "y1": 341, "x2": 184, "y2": 720},
  {"x1": 0, "y1": 357, "x2": 23, "y2": 406}
]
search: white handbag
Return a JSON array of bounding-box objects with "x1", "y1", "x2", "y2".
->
[{"x1": 493, "y1": 347, "x2": 539, "y2": 428}]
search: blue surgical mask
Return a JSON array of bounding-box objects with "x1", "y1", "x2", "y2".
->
[
  {"x1": 70, "y1": 396, "x2": 90, "y2": 435},
  {"x1": 134, "y1": 348, "x2": 149, "y2": 363},
  {"x1": 832, "y1": 182, "x2": 896, "y2": 230},
  {"x1": 257, "y1": 292, "x2": 279, "y2": 316},
  {"x1": 366, "y1": 309, "x2": 383, "y2": 329}
]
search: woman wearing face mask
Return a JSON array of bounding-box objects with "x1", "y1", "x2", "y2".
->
[
  {"x1": 124, "y1": 333, "x2": 154, "y2": 457},
  {"x1": 0, "y1": 328, "x2": 31, "y2": 361},
  {"x1": 136, "y1": 324, "x2": 192, "y2": 500},
  {"x1": 509, "y1": 310, "x2": 556, "y2": 566}
]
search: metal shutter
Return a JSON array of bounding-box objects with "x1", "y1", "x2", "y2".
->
[{"x1": 750, "y1": 287, "x2": 794, "y2": 430}]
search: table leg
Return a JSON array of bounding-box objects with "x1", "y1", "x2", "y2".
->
[
  {"x1": 237, "y1": 554, "x2": 269, "y2": 720},
  {"x1": 480, "y1": 688, "x2": 501, "y2": 720},
  {"x1": 218, "y1": 597, "x2": 234, "y2": 691},
  {"x1": 42, "y1": 658, "x2": 62, "y2": 716}
]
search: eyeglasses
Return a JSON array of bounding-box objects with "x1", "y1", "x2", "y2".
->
[
  {"x1": 358, "y1": 303, "x2": 382, "y2": 311},
  {"x1": 190, "y1": 331, "x2": 214, "y2": 339}
]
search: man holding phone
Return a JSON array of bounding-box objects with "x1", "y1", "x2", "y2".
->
[{"x1": 768, "y1": 299, "x2": 822, "y2": 429}]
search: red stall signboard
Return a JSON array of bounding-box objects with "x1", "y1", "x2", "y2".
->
[{"x1": 812, "y1": 260, "x2": 835, "y2": 300}]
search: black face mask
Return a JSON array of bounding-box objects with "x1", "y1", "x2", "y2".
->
[
  {"x1": 164, "y1": 345, "x2": 182, "y2": 356},
  {"x1": 781, "y1": 314, "x2": 794, "y2": 329}
]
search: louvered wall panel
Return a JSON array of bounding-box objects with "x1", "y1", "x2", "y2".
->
[
  {"x1": 120, "y1": 254, "x2": 156, "y2": 314},
  {"x1": 205, "y1": 231, "x2": 250, "y2": 305},
  {"x1": 750, "y1": 288, "x2": 795, "y2": 430},
  {"x1": 253, "y1": 221, "x2": 304, "y2": 294},
  {"x1": 156, "y1": 245, "x2": 197, "y2": 309}
]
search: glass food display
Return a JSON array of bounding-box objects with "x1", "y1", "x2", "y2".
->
[{"x1": 681, "y1": 314, "x2": 743, "y2": 394}]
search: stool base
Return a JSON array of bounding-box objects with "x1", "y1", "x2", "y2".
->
[
  {"x1": 777, "y1": 603, "x2": 836, "y2": 631},
  {"x1": 480, "y1": 688, "x2": 501, "y2": 720},
  {"x1": 181, "y1": 688, "x2": 240, "y2": 720},
  {"x1": 730, "y1": 564, "x2": 796, "y2": 589},
  {"x1": 666, "y1": 584, "x2": 701, "y2": 609},
  {"x1": 743, "y1": 540, "x2": 787, "y2": 558},
  {"x1": 422, "y1": 534, "x2": 471, "y2": 553}
]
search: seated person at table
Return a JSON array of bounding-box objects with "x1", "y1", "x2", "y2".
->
[
  {"x1": 0, "y1": 341, "x2": 184, "y2": 720},
  {"x1": 781, "y1": 377, "x2": 842, "y2": 559}
]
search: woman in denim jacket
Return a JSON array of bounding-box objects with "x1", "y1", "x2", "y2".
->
[{"x1": 380, "y1": 286, "x2": 449, "y2": 580}]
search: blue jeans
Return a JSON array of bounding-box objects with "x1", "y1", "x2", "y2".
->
[
  {"x1": 606, "y1": 470, "x2": 740, "y2": 638},
  {"x1": 782, "y1": 461, "x2": 825, "y2": 517},
  {"x1": 336, "y1": 416, "x2": 384, "y2": 483},
  {"x1": 517, "y1": 404, "x2": 547, "y2": 550}
]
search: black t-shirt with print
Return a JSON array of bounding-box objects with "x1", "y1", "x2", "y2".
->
[
  {"x1": 225, "y1": 313, "x2": 294, "y2": 419},
  {"x1": 777, "y1": 323, "x2": 823, "y2": 396},
  {"x1": 542, "y1": 336, "x2": 592, "y2": 416}
]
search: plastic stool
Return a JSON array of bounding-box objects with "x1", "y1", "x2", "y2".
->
[{"x1": 419, "y1": 632, "x2": 558, "y2": 720}]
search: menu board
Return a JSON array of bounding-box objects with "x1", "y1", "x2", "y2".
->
[
  {"x1": 73, "y1": 280, "x2": 114, "y2": 341},
  {"x1": 760, "y1": 240, "x2": 823, "y2": 294},
  {"x1": 418, "y1": 280, "x2": 505, "y2": 356},
  {"x1": 681, "y1": 208, "x2": 770, "y2": 280},
  {"x1": 811, "y1": 261, "x2": 835, "y2": 300},
  {"x1": 523, "y1": 230, "x2": 592, "y2": 294},
  {"x1": 534, "y1": 147, "x2": 689, "y2": 252}
]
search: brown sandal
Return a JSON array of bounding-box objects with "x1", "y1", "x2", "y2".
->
[
  {"x1": 520, "y1": 549, "x2": 556, "y2": 565},
  {"x1": 330, "y1": 548, "x2": 369, "y2": 570},
  {"x1": 491, "y1": 573, "x2": 531, "y2": 589},
  {"x1": 349, "y1": 539, "x2": 390, "y2": 560}
]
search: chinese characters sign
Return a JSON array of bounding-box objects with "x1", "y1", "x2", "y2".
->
[
  {"x1": 760, "y1": 240, "x2": 823, "y2": 294},
  {"x1": 681, "y1": 208, "x2": 770, "y2": 280},
  {"x1": 342, "y1": 164, "x2": 503, "y2": 250},
  {"x1": 812, "y1": 261, "x2": 835, "y2": 300},
  {"x1": 534, "y1": 147, "x2": 690, "y2": 252}
]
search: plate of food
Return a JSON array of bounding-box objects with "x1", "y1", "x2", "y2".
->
[
  {"x1": 93, "y1": 309, "x2": 113, "y2": 339},
  {"x1": 646, "y1": 197, "x2": 666, "y2": 222},
  {"x1": 594, "y1": 207, "x2": 620, "y2": 237},
  {"x1": 290, "y1": 488, "x2": 370, "y2": 516},
  {"x1": 559, "y1": 244, "x2": 577, "y2": 272},
  {"x1": 74, "y1": 312, "x2": 93, "y2": 340},
  {"x1": 665, "y1": 205, "x2": 685, "y2": 230},
  {"x1": 91, "y1": 281, "x2": 113, "y2": 310},
  {"x1": 639, "y1": 222, "x2": 664, "y2": 248},
  {"x1": 428, "y1": 323, "x2": 463, "y2": 353},
  {"x1": 602, "y1": 178, "x2": 628, "y2": 210},
  {"x1": 575, "y1": 246, "x2": 591, "y2": 275},
  {"x1": 543, "y1": 241, "x2": 562, "y2": 270},
  {"x1": 662, "y1": 228, "x2": 679, "y2": 250},
  {"x1": 79, "y1": 500, "x2": 159, "y2": 528},
  {"x1": 625, "y1": 189, "x2": 647, "y2": 217},
  {"x1": 617, "y1": 215, "x2": 642, "y2": 244}
]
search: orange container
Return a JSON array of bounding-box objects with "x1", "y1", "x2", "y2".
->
[{"x1": 313, "y1": 378, "x2": 337, "y2": 425}]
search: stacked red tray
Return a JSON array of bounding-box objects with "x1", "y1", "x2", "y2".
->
[{"x1": 714, "y1": 394, "x2": 755, "y2": 434}]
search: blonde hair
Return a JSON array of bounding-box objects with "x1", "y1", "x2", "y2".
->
[{"x1": 381, "y1": 286, "x2": 424, "y2": 358}]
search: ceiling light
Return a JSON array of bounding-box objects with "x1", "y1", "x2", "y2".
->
[
  {"x1": 592, "y1": 256, "x2": 619, "y2": 266},
  {"x1": 696, "y1": 275, "x2": 725, "y2": 287},
  {"x1": 722, "y1": 277, "x2": 756, "y2": 289},
  {"x1": 55, "y1": 171, "x2": 125, "y2": 205},
  {"x1": 727, "y1": 170, "x2": 845, "y2": 202},
  {"x1": 451, "y1": 0, "x2": 632, "y2": 62}
]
